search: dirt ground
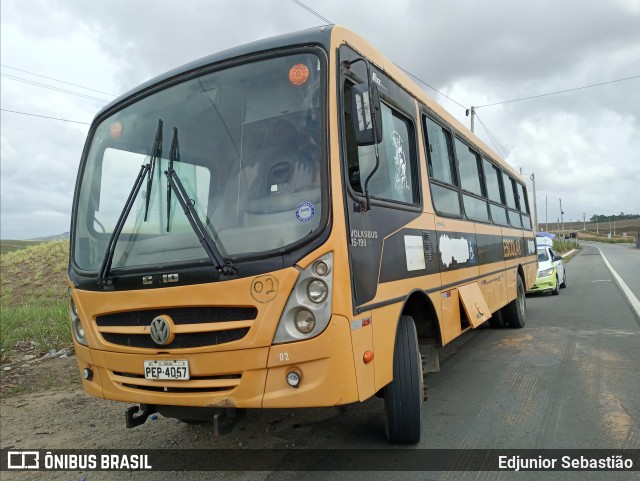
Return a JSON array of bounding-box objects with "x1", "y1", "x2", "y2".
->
[{"x1": 0, "y1": 349, "x2": 383, "y2": 481}]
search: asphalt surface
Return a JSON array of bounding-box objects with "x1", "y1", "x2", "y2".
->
[{"x1": 581, "y1": 241, "x2": 640, "y2": 302}]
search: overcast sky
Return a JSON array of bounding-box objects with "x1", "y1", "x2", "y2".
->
[{"x1": 1, "y1": 0, "x2": 639, "y2": 239}]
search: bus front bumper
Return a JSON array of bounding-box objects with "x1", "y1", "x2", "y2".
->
[{"x1": 75, "y1": 314, "x2": 359, "y2": 409}]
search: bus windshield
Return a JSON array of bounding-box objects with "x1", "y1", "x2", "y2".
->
[{"x1": 73, "y1": 52, "x2": 325, "y2": 272}]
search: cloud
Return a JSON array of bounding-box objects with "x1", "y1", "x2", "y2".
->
[{"x1": 1, "y1": 0, "x2": 639, "y2": 239}]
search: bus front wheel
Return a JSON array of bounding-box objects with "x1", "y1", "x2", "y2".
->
[
  {"x1": 384, "y1": 315, "x2": 423, "y2": 444},
  {"x1": 502, "y1": 275, "x2": 526, "y2": 328}
]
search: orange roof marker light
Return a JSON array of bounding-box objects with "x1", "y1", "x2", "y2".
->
[
  {"x1": 110, "y1": 121, "x2": 123, "y2": 139},
  {"x1": 289, "y1": 63, "x2": 309, "y2": 86}
]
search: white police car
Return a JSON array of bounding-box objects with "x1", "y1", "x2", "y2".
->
[{"x1": 527, "y1": 236, "x2": 566, "y2": 295}]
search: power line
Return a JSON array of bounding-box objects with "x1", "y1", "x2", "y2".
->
[
  {"x1": 394, "y1": 65, "x2": 467, "y2": 111},
  {"x1": 290, "y1": 0, "x2": 333, "y2": 25},
  {"x1": 288, "y1": 0, "x2": 468, "y2": 114},
  {"x1": 1, "y1": 73, "x2": 110, "y2": 103},
  {"x1": 476, "y1": 75, "x2": 640, "y2": 109},
  {"x1": 0, "y1": 108, "x2": 91, "y2": 125},
  {"x1": 1, "y1": 64, "x2": 117, "y2": 97},
  {"x1": 474, "y1": 113, "x2": 511, "y2": 161}
]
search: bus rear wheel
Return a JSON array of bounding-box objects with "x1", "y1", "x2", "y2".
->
[
  {"x1": 384, "y1": 315, "x2": 423, "y2": 444},
  {"x1": 502, "y1": 275, "x2": 526, "y2": 328}
]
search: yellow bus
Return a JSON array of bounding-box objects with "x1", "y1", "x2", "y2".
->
[{"x1": 69, "y1": 25, "x2": 537, "y2": 444}]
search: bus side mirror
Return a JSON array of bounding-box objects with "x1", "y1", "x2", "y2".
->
[{"x1": 351, "y1": 82, "x2": 382, "y2": 146}]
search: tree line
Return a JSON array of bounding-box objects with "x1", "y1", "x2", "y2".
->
[{"x1": 589, "y1": 214, "x2": 640, "y2": 222}]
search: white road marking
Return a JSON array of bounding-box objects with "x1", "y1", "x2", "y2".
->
[
  {"x1": 595, "y1": 247, "x2": 640, "y2": 318},
  {"x1": 592, "y1": 279, "x2": 612, "y2": 283}
]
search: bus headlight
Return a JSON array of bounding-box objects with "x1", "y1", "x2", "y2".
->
[
  {"x1": 294, "y1": 309, "x2": 316, "y2": 333},
  {"x1": 273, "y1": 252, "x2": 333, "y2": 344},
  {"x1": 307, "y1": 279, "x2": 328, "y2": 303},
  {"x1": 70, "y1": 298, "x2": 88, "y2": 346}
]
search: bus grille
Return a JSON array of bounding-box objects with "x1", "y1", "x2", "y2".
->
[
  {"x1": 111, "y1": 371, "x2": 242, "y2": 393},
  {"x1": 96, "y1": 307, "x2": 257, "y2": 326},
  {"x1": 96, "y1": 307, "x2": 256, "y2": 349}
]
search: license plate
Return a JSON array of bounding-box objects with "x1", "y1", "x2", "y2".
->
[{"x1": 144, "y1": 360, "x2": 190, "y2": 380}]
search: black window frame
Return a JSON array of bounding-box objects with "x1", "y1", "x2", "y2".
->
[
  {"x1": 453, "y1": 136, "x2": 490, "y2": 223},
  {"x1": 422, "y1": 112, "x2": 464, "y2": 219},
  {"x1": 502, "y1": 172, "x2": 523, "y2": 229},
  {"x1": 340, "y1": 77, "x2": 422, "y2": 212},
  {"x1": 481, "y1": 156, "x2": 510, "y2": 226}
]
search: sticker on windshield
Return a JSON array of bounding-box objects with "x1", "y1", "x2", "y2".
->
[{"x1": 295, "y1": 202, "x2": 315, "y2": 222}]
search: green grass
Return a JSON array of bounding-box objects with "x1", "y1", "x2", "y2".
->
[
  {"x1": 0, "y1": 240, "x2": 71, "y2": 363},
  {"x1": 0, "y1": 240, "x2": 45, "y2": 255},
  {"x1": 553, "y1": 239, "x2": 580, "y2": 254},
  {"x1": 577, "y1": 232, "x2": 636, "y2": 244}
]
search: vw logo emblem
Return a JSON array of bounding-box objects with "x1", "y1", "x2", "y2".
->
[{"x1": 150, "y1": 316, "x2": 173, "y2": 346}]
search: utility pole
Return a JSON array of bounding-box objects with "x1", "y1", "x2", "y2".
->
[
  {"x1": 545, "y1": 196, "x2": 548, "y2": 231},
  {"x1": 559, "y1": 198, "x2": 565, "y2": 238},
  {"x1": 530, "y1": 173, "x2": 538, "y2": 232},
  {"x1": 583, "y1": 213, "x2": 586, "y2": 231},
  {"x1": 466, "y1": 106, "x2": 476, "y2": 133}
]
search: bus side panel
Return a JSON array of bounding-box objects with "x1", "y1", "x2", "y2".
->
[
  {"x1": 349, "y1": 314, "x2": 376, "y2": 401},
  {"x1": 502, "y1": 227, "x2": 525, "y2": 300},
  {"x1": 475, "y1": 224, "x2": 508, "y2": 312},
  {"x1": 524, "y1": 234, "x2": 537, "y2": 290},
  {"x1": 440, "y1": 288, "x2": 462, "y2": 345},
  {"x1": 371, "y1": 303, "x2": 404, "y2": 392}
]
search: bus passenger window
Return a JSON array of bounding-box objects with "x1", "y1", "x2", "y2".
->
[
  {"x1": 503, "y1": 173, "x2": 518, "y2": 210},
  {"x1": 455, "y1": 139, "x2": 488, "y2": 221},
  {"x1": 343, "y1": 83, "x2": 418, "y2": 205},
  {"x1": 424, "y1": 118, "x2": 456, "y2": 185},
  {"x1": 483, "y1": 158, "x2": 509, "y2": 226},
  {"x1": 424, "y1": 116, "x2": 461, "y2": 216},
  {"x1": 455, "y1": 139, "x2": 483, "y2": 196},
  {"x1": 516, "y1": 182, "x2": 531, "y2": 229}
]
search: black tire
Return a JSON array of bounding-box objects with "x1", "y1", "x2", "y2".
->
[
  {"x1": 552, "y1": 276, "x2": 560, "y2": 296},
  {"x1": 384, "y1": 315, "x2": 423, "y2": 444},
  {"x1": 502, "y1": 275, "x2": 526, "y2": 328},
  {"x1": 488, "y1": 310, "x2": 506, "y2": 328},
  {"x1": 560, "y1": 271, "x2": 567, "y2": 289}
]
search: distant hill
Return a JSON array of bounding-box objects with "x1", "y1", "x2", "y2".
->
[
  {"x1": 30, "y1": 232, "x2": 70, "y2": 241},
  {"x1": 1, "y1": 233, "x2": 70, "y2": 255}
]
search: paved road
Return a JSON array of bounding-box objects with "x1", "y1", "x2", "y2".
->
[{"x1": 580, "y1": 241, "x2": 640, "y2": 300}]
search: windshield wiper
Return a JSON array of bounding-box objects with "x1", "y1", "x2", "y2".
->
[
  {"x1": 165, "y1": 127, "x2": 237, "y2": 276},
  {"x1": 166, "y1": 124, "x2": 179, "y2": 232},
  {"x1": 144, "y1": 119, "x2": 163, "y2": 221},
  {"x1": 97, "y1": 162, "x2": 150, "y2": 286},
  {"x1": 97, "y1": 120, "x2": 164, "y2": 286}
]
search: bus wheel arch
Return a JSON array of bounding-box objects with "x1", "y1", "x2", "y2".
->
[{"x1": 401, "y1": 289, "x2": 442, "y2": 345}]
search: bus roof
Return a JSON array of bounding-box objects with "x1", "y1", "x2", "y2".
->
[
  {"x1": 94, "y1": 24, "x2": 522, "y2": 181},
  {"x1": 94, "y1": 25, "x2": 334, "y2": 119}
]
